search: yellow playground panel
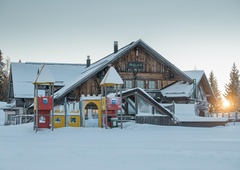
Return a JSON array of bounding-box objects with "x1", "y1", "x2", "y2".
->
[
  {"x1": 52, "y1": 96, "x2": 103, "y2": 128},
  {"x1": 52, "y1": 113, "x2": 81, "y2": 128},
  {"x1": 81, "y1": 95, "x2": 103, "y2": 127},
  {"x1": 53, "y1": 105, "x2": 65, "y2": 128},
  {"x1": 53, "y1": 114, "x2": 65, "y2": 128},
  {"x1": 68, "y1": 114, "x2": 80, "y2": 127}
]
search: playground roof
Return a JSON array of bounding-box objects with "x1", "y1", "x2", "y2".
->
[{"x1": 100, "y1": 66, "x2": 123, "y2": 86}]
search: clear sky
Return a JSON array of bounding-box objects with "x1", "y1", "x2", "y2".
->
[{"x1": 0, "y1": 0, "x2": 240, "y2": 94}]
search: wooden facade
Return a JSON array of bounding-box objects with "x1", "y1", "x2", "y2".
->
[
  {"x1": 113, "y1": 47, "x2": 177, "y2": 89},
  {"x1": 69, "y1": 46, "x2": 180, "y2": 101}
]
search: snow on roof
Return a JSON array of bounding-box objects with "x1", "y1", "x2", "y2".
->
[
  {"x1": 161, "y1": 70, "x2": 206, "y2": 98},
  {"x1": 11, "y1": 62, "x2": 86, "y2": 98},
  {"x1": 54, "y1": 41, "x2": 135, "y2": 99},
  {"x1": 34, "y1": 65, "x2": 55, "y2": 84},
  {"x1": 161, "y1": 81, "x2": 193, "y2": 98},
  {"x1": 184, "y1": 70, "x2": 204, "y2": 85},
  {"x1": 55, "y1": 39, "x2": 192, "y2": 100},
  {"x1": 11, "y1": 39, "x2": 196, "y2": 100},
  {"x1": 100, "y1": 66, "x2": 123, "y2": 86}
]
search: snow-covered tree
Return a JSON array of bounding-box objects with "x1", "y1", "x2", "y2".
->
[
  {"x1": 224, "y1": 63, "x2": 240, "y2": 113},
  {"x1": 208, "y1": 71, "x2": 222, "y2": 114},
  {"x1": 0, "y1": 50, "x2": 5, "y2": 101}
]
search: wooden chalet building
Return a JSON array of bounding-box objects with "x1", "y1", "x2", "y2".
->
[
  {"x1": 6, "y1": 39, "x2": 215, "y2": 122},
  {"x1": 54, "y1": 39, "x2": 199, "y2": 101}
]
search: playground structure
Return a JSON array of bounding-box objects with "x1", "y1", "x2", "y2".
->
[
  {"x1": 100, "y1": 66, "x2": 124, "y2": 129},
  {"x1": 33, "y1": 65, "x2": 55, "y2": 132},
  {"x1": 33, "y1": 66, "x2": 124, "y2": 130},
  {"x1": 33, "y1": 92, "x2": 123, "y2": 129}
]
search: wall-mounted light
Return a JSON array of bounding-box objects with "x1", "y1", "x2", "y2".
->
[{"x1": 136, "y1": 47, "x2": 138, "y2": 57}]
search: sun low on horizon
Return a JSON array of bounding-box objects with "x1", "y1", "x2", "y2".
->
[{"x1": 222, "y1": 99, "x2": 230, "y2": 109}]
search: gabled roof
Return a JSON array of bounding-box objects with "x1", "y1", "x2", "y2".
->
[
  {"x1": 54, "y1": 39, "x2": 193, "y2": 100},
  {"x1": 161, "y1": 70, "x2": 215, "y2": 101},
  {"x1": 10, "y1": 62, "x2": 85, "y2": 98},
  {"x1": 184, "y1": 70, "x2": 205, "y2": 85},
  {"x1": 137, "y1": 40, "x2": 194, "y2": 83},
  {"x1": 184, "y1": 70, "x2": 214, "y2": 99}
]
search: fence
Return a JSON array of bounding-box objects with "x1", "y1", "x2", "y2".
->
[
  {"x1": 135, "y1": 115, "x2": 173, "y2": 126},
  {"x1": 11, "y1": 115, "x2": 34, "y2": 125}
]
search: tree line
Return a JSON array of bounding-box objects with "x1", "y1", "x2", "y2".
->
[{"x1": 209, "y1": 63, "x2": 240, "y2": 114}]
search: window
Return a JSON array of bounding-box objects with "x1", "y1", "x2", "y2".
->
[
  {"x1": 158, "y1": 80, "x2": 162, "y2": 89},
  {"x1": 137, "y1": 80, "x2": 144, "y2": 88},
  {"x1": 125, "y1": 80, "x2": 133, "y2": 89},
  {"x1": 148, "y1": 81, "x2": 155, "y2": 89},
  {"x1": 7, "y1": 114, "x2": 15, "y2": 121}
]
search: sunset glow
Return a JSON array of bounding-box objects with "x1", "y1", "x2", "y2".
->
[{"x1": 223, "y1": 99, "x2": 230, "y2": 108}]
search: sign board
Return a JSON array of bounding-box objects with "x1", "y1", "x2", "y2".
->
[
  {"x1": 106, "y1": 97, "x2": 121, "y2": 110},
  {"x1": 128, "y1": 62, "x2": 143, "y2": 70},
  {"x1": 38, "y1": 96, "x2": 52, "y2": 110}
]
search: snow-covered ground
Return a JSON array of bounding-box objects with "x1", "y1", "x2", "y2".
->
[{"x1": 0, "y1": 109, "x2": 240, "y2": 170}]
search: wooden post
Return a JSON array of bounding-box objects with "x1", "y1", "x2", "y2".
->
[
  {"x1": 64, "y1": 97, "x2": 68, "y2": 127},
  {"x1": 105, "y1": 86, "x2": 108, "y2": 129},
  {"x1": 135, "y1": 91, "x2": 138, "y2": 116},
  {"x1": 79, "y1": 98, "x2": 83, "y2": 127},
  {"x1": 101, "y1": 86, "x2": 103, "y2": 128},
  {"x1": 51, "y1": 83, "x2": 54, "y2": 131},
  {"x1": 120, "y1": 85, "x2": 123, "y2": 129},
  {"x1": 35, "y1": 85, "x2": 38, "y2": 133},
  {"x1": 152, "y1": 106, "x2": 155, "y2": 115}
]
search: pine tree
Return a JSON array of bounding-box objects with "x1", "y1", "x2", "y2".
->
[
  {"x1": 208, "y1": 71, "x2": 222, "y2": 114},
  {"x1": 3, "y1": 57, "x2": 10, "y2": 101},
  {"x1": 224, "y1": 63, "x2": 240, "y2": 113}
]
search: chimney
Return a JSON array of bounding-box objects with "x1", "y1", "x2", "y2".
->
[
  {"x1": 86, "y1": 55, "x2": 91, "y2": 67},
  {"x1": 114, "y1": 41, "x2": 118, "y2": 53}
]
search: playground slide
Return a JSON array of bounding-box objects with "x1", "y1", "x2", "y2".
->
[{"x1": 121, "y1": 88, "x2": 173, "y2": 118}]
